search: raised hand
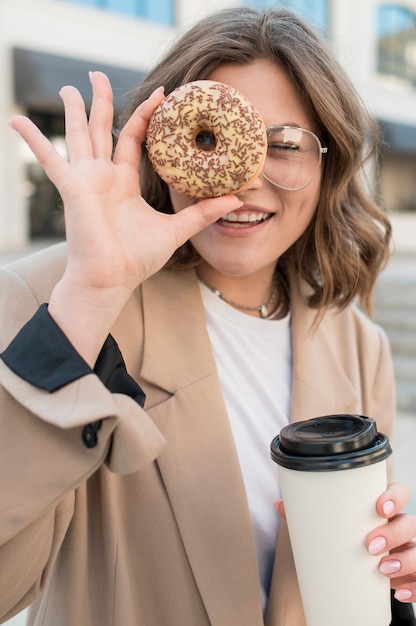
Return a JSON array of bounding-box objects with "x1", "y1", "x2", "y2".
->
[{"x1": 9, "y1": 72, "x2": 241, "y2": 363}]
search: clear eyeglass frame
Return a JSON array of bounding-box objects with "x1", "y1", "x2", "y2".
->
[{"x1": 261, "y1": 125, "x2": 328, "y2": 191}]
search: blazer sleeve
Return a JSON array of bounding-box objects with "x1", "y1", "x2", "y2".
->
[{"x1": 0, "y1": 264, "x2": 166, "y2": 619}]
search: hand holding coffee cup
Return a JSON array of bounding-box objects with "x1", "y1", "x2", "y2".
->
[{"x1": 271, "y1": 414, "x2": 392, "y2": 626}]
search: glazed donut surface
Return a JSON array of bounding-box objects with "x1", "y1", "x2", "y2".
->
[{"x1": 146, "y1": 80, "x2": 267, "y2": 198}]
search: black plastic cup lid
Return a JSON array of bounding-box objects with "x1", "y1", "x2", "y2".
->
[{"x1": 270, "y1": 414, "x2": 392, "y2": 471}]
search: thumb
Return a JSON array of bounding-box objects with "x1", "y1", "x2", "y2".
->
[{"x1": 172, "y1": 195, "x2": 243, "y2": 244}]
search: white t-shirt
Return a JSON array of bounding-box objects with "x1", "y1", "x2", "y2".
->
[{"x1": 199, "y1": 281, "x2": 292, "y2": 610}]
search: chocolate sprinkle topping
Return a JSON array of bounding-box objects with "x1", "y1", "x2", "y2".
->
[{"x1": 146, "y1": 80, "x2": 268, "y2": 198}]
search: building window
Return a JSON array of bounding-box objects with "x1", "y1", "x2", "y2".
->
[
  {"x1": 377, "y1": 4, "x2": 416, "y2": 87},
  {"x1": 60, "y1": 0, "x2": 174, "y2": 25},
  {"x1": 242, "y1": 0, "x2": 329, "y2": 34}
]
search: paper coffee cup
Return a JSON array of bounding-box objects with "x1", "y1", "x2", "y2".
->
[{"x1": 270, "y1": 414, "x2": 392, "y2": 626}]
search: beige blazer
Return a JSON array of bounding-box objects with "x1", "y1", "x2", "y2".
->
[{"x1": 0, "y1": 243, "x2": 395, "y2": 626}]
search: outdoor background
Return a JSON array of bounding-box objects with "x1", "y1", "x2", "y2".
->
[{"x1": 0, "y1": 0, "x2": 415, "y2": 623}]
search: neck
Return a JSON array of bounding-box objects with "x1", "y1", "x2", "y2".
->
[
  {"x1": 197, "y1": 266, "x2": 276, "y2": 309},
  {"x1": 196, "y1": 265, "x2": 282, "y2": 319}
]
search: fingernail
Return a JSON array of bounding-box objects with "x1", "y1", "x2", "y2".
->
[
  {"x1": 383, "y1": 500, "x2": 395, "y2": 516},
  {"x1": 150, "y1": 86, "x2": 164, "y2": 98},
  {"x1": 395, "y1": 589, "x2": 413, "y2": 601},
  {"x1": 6, "y1": 120, "x2": 17, "y2": 130},
  {"x1": 379, "y1": 559, "x2": 402, "y2": 575},
  {"x1": 368, "y1": 536, "x2": 387, "y2": 555}
]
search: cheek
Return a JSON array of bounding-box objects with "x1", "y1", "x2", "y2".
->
[
  {"x1": 296, "y1": 179, "x2": 321, "y2": 222},
  {"x1": 169, "y1": 188, "x2": 196, "y2": 214},
  {"x1": 279, "y1": 184, "x2": 320, "y2": 242},
  {"x1": 280, "y1": 180, "x2": 320, "y2": 217}
]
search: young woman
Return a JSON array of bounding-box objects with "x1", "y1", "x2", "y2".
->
[{"x1": 1, "y1": 7, "x2": 415, "y2": 625}]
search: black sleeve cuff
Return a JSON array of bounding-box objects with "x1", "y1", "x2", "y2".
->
[
  {"x1": 94, "y1": 334, "x2": 146, "y2": 407},
  {"x1": 0, "y1": 304, "x2": 146, "y2": 407}
]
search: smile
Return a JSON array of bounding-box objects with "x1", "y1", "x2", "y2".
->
[{"x1": 217, "y1": 211, "x2": 272, "y2": 227}]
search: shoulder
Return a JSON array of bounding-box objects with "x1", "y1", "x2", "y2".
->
[
  {"x1": 291, "y1": 275, "x2": 389, "y2": 355},
  {"x1": 0, "y1": 242, "x2": 67, "y2": 302},
  {"x1": 316, "y1": 304, "x2": 393, "y2": 405},
  {"x1": 324, "y1": 303, "x2": 389, "y2": 351},
  {"x1": 291, "y1": 286, "x2": 392, "y2": 389},
  {"x1": 0, "y1": 243, "x2": 68, "y2": 348},
  {"x1": 327, "y1": 305, "x2": 395, "y2": 438}
]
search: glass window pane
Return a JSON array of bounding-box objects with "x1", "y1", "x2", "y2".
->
[
  {"x1": 145, "y1": 0, "x2": 174, "y2": 25},
  {"x1": 60, "y1": 0, "x2": 101, "y2": 6},
  {"x1": 378, "y1": 4, "x2": 415, "y2": 37},
  {"x1": 377, "y1": 4, "x2": 416, "y2": 87},
  {"x1": 242, "y1": 0, "x2": 329, "y2": 33},
  {"x1": 107, "y1": 0, "x2": 137, "y2": 16},
  {"x1": 60, "y1": 0, "x2": 174, "y2": 24}
]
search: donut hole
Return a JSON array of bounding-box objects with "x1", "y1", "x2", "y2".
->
[{"x1": 194, "y1": 129, "x2": 217, "y2": 152}]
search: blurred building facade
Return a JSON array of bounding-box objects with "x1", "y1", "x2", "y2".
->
[{"x1": 0, "y1": 0, "x2": 415, "y2": 251}]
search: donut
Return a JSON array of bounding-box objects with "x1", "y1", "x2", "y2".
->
[{"x1": 146, "y1": 80, "x2": 267, "y2": 199}]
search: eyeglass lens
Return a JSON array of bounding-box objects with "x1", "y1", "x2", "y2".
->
[{"x1": 262, "y1": 127, "x2": 324, "y2": 191}]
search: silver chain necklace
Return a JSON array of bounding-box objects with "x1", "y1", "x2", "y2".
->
[{"x1": 199, "y1": 278, "x2": 278, "y2": 319}]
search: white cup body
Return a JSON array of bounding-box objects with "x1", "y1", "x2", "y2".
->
[{"x1": 278, "y1": 460, "x2": 391, "y2": 626}]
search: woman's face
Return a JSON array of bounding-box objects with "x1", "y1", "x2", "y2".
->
[{"x1": 169, "y1": 58, "x2": 323, "y2": 281}]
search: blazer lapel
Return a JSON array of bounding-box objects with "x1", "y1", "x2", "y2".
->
[
  {"x1": 265, "y1": 278, "x2": 358, "y2": 626},
  {"x1": 139, "y1": 270, "x2": 264, "y2": 625},
  {"x1": 116, "y1": 270, "x2": 359, "y2": 625}
]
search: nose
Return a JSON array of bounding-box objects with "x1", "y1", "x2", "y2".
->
[{"x1": 238, "y1": 170, "x2": 265, "y2": 194}]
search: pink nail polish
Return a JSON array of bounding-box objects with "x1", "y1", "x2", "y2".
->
[
  {"x1": 395, "y1": 589, "x2": 413, "y2": 601},
  {"x1": 383, "y1": 500, "x2": 395, "y2": 516},
  {"x1": 379, "y1": 559, "x2": 401, "y2": 575},
  {"x1": 368, "y1": 536, "x2": 387, "y2": 555}
]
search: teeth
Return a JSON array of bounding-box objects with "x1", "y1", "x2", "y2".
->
[{"x1": 222, "y1": 212, "x2": 270, "y2": 223}]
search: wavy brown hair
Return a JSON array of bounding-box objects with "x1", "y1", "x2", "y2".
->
[{"x1": 116, "y1": 7, "x2": 391, "y2": 315}]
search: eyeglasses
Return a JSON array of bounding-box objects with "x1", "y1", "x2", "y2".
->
[{"x1": 261, "y1": 126, "x2": 328, "y2": 191}]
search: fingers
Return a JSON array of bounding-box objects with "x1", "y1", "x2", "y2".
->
[
  {"x1": 9, "y1": 116, "x2": 69, "y2": 187},
  {"x1": 367, "y1": 484, "x2": 414, "y2": 557},
  {"x1": 88, "y1": 71, "x2": 114, "y2": 158},
  {"x1": 60, "y1": 71, "x2": 115, "y2": 162},
  {"x1": 14, "y1": 72, "x2": 132, "y2": 171},
  {"x1": 379, "y1": 540, "x2": 416, "y2": 577},
  {"x1": 366, "y1": 482, "x2": 416, "y2": 602},
  {"x1": 66, "y1": 74, "x2": 164, "y2": 170},
  {"x1": 368, "y1": 513, "x2": 415, "y2": 555},
  {"x1": 113, "y1": 86, "x2": 165, "y2": 170},
  {"x1": 11, "y1": 74, "x2": 113, "y2": 170},
  {"x1": 371, "y1": 514, "x2": 416, "y2": 601},
  {"x1": 59, "y1": 84, "x2": 92, "y2": 163},
  {"x1": 376, "y1": 482, "x2": 411, "y2": 519},
  {"x1": 382, "y1": 537, "x2": 416, "y2": 602}
]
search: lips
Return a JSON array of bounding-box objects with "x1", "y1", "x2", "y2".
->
[{"x1": 217, "y1": 211, "x2": 272, "y2": 227}]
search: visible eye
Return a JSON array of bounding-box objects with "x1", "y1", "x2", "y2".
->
[
  {"x1": 267, "y1": 141, "x2": 302, "y2": 161},
  {"x1": 268, "y1": 142, "x2": 300, "y2": 152}
]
